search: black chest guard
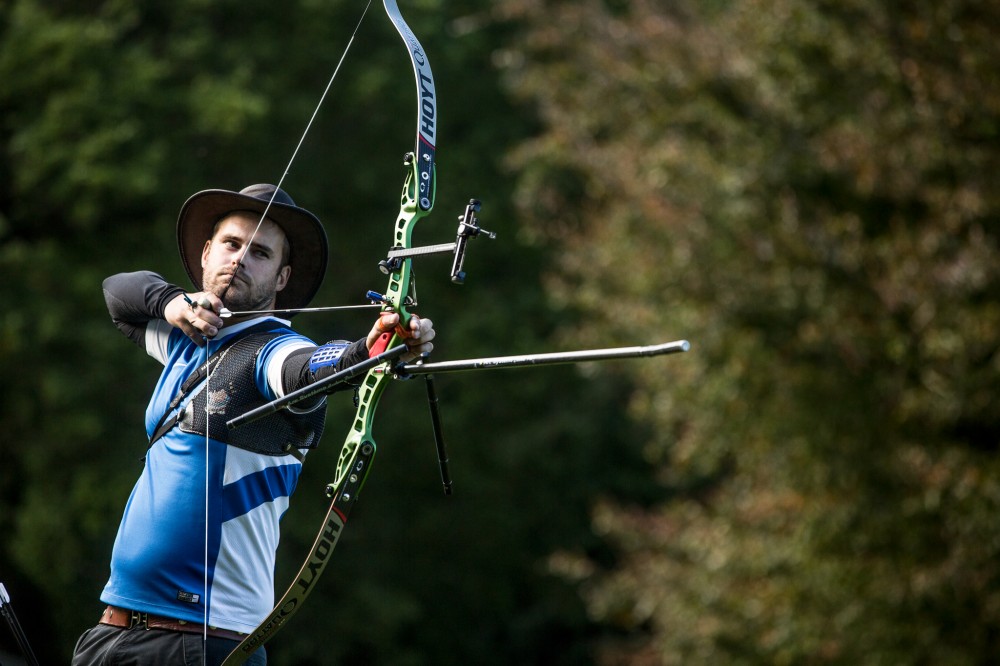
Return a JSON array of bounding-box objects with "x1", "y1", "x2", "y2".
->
[{"x1": 177, "y1": 332, "x2": 326, "y2": 457}]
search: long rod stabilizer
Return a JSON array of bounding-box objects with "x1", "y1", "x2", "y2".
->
[{"x1": 397, "y1": 340, "x2": 690, "y2": 375}]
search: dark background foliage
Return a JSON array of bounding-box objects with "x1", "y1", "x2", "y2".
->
[{"x1": 2, "y1": 0, "x2": 998, "y2": 664}]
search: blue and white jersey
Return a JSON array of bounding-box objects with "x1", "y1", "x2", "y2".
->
[{"x1": 100, "y1": 317, "x2": 319, "y2": 633}]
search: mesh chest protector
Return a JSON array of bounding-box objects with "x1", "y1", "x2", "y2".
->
[{"x1": 175, "y1": 333, "x2": 326, "y2": 457}]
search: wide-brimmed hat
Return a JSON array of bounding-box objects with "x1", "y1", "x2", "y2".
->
[{"x1": 177, "y1": 184, "x2": 328, "y2": 312}]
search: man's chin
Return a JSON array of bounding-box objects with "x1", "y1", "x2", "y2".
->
[{"x1": 222, "y1": 295, "x2": 273, "y2": 315}]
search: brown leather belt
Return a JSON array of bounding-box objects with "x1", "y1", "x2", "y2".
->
[{"x1": 100, "y1": 605, "x2": 248, "y2": 642}]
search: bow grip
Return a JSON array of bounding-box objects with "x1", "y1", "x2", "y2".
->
[{"x1": 369, "y1": 311, "x2": 413, "y2": 358}]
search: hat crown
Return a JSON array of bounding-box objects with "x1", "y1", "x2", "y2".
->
[{"x1": 238, "y1": 184, "x2": 296, "y2": 208}]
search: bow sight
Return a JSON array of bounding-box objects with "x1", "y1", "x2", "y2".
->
[{"x1": 378, "y1": 198, "x2": 495, "y2": 284}]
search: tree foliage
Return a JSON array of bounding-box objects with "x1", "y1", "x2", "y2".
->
[
  {"x1": 497, "y1": 0, "x2": 1000, "y2": 663},
  {"x1": 4, "y1": 0, "x2": 999, "y2": 664}
]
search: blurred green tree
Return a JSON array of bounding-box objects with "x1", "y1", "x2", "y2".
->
[{"x1": 498, "y1": 0, "x2": 1000, "y2": 663}]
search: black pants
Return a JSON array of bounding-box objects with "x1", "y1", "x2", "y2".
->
[{"x1": 71, "y1": 624, "x2": 266, "y2": 666}]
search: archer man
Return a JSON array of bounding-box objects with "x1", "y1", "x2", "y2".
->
[{"x1": 71, "y1": 184, "x2": 435, "y2": 666}]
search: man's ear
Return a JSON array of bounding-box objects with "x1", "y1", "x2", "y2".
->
[
  {"x1": 275, "y1": 265, "x2": 291, "y2": 292},
  {"x1": 201, "y1": 240, "x2": 212, "y2": 268}
]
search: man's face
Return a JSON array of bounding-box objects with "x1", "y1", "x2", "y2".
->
[{"x1": 201, "y1": 213, "x2": 291, "y2": 312}]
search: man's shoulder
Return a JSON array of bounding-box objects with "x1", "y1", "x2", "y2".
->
[
  {"x1": 225, "y1": 318, "x2": 312, "y2": 344},
  {"x1": 227, "y1": 319, "x2": 316, "y2": 362}
]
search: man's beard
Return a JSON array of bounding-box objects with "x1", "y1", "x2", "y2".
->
[{"x1": 204, "y1": 269, "x2": 278, "y2": 313}]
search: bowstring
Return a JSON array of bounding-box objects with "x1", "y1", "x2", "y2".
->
[
  {"x1": 201, "y1": 2, "x2": 374, "y2": 661},
  {"x1": 217, "y1": 0, "x2": 374, "y2": 306}
]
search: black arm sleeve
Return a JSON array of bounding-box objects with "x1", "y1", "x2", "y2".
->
[
  {"x1": 102, "y1": 271, "x2": 186, "y2": 347},
  {"x1": 281, "y1": 338, "x2": 370, "y2": 396}
]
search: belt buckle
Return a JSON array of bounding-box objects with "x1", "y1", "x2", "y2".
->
[{"x1": 128, "y1": 610, "x2": 149, "y2": 630}]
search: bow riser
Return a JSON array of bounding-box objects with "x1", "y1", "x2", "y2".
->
[
  {"x1": 384, "y1": 200, "x2": 422, "y2": 324},
  {"x1": 333, "y1": 367, "x2": 391, "y2": 490},
  {"x1": 333, "y1": 156, "x2": 433, "y2": 497}
]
